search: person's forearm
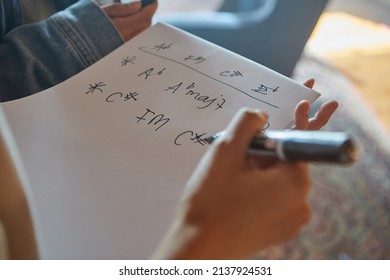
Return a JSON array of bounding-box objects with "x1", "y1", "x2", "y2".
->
[
  {"x1": 151, "y1": 215, "x2": 219, "y2": 260},
  {"x1": 152, "y1": 215, "x2": 200, "y2": 260},
  {"x1": 151, "y1": 210, "x2": 269, "y2": 260}
]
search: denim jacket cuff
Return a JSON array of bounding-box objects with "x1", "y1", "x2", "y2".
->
[{"x1": 48, "y1": 0, "x2": 124, "y2": 67}]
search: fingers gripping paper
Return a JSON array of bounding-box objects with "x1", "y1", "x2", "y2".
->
[{"x1": 1, "y1": 23, "x2": 320, "y2": 259}]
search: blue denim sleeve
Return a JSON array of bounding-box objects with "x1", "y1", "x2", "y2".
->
[{"x1": 0, "y1": 0, "x2": 124, "y2": 102}]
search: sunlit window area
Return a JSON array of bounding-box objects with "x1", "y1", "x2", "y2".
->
[{"x1": 307, "y1": 3, "x2": 390, "y2": 133}]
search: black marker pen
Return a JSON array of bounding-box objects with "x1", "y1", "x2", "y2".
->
[{"x1": 205, "y1": 130, "x2": 359, "y2": 164}]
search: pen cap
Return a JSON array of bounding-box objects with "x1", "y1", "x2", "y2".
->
[{"x1": 267, "y1": 131, "x2": 359, "y2": 164}]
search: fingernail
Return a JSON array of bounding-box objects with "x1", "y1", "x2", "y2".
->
[
  {"x1": 305, "y1": 78, "x2": 315, "y2": 87},
  {"x1": 259, "y1": 111, "x2": 269, "y2": 121}
]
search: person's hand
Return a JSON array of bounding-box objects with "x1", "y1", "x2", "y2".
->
[
  {"x1": 249, "y1": 79, "x2": 339, "y2": 169},
  {"x1": 102, "y1": 0, "x2": 158, "y2": 41},
  {"x1": 153, "y1": 108, "x2": 311, "y2": 259},
  {"x1": 293, "y1": 79, "x2": 339, "y2": 130}
]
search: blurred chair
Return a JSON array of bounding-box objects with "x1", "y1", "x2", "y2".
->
[{"x1": 155, "y1": 0, "x2": 329, "y2": 77}]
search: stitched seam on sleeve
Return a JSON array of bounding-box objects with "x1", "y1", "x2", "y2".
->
[{"x1": 48, "y1": 15, "x2": 98, "y2": 68}]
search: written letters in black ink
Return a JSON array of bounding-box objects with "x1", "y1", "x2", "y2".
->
[
  {"x1": 174, "y1": 130, "x2": 208, "y2": 146},
  {"x1": 121, "y1": 56, "x2": 136, "y2": 66},
  {"x1": 152, "y1": 42, "x2": 173, "y2": 51},
  {"x1": 84, "y1": 81, "x2": 140, "y2": 103},
  {"x1": 138, "y1": 67, "x2": 167, "y2": 80},
  {"x1": 139, "y1": 43, "x2": 279, "y2": 108},
  {"x1": 105, "y1": 91, "x2": 139, "y2": 103},
  {"x1": 252, "y1": 84, "x2": 279, "y2": 95},
  {"x1": 84, "y1": 83, "x2": 209, "y2": 148},
  {"x1": 136, "y1": 108, "x2": 170, "y2": 131},
  {"x1": 184, "y1": 55, "x2": 206, "y2": 64},
  {"x1": 165, "y1": 81, "x2": 225, "y2": 111},
  {"x1": 220, "y1": 70, "x2": 243, "y2": 78},
  {"x1": 85, "y1": 82, "x2": 106, "y2": 94}
]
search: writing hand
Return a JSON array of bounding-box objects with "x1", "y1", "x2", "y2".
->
[{"x1": 153, "y1": 108, "x2": 311, "y2": 259}]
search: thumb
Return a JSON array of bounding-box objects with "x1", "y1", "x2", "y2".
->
[
  {"x1": 102, "y1": 2, "x2": 142, "y2": 18},
  {"x1": 219, "y1": 108, "x2": 269, "y2": 158}
]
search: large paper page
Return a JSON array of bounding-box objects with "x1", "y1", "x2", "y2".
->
[{"x1": 1, "y1": 23, "x2": 320, "y2": 259}]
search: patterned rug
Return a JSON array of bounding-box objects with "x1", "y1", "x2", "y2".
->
[{"x1": 257, "y1": 55, "x2": 390, "y2": 260}]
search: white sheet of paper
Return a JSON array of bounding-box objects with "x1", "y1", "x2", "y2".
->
[{"x1": 1, "y1": 23, "x2": 320, "y2": 259}]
